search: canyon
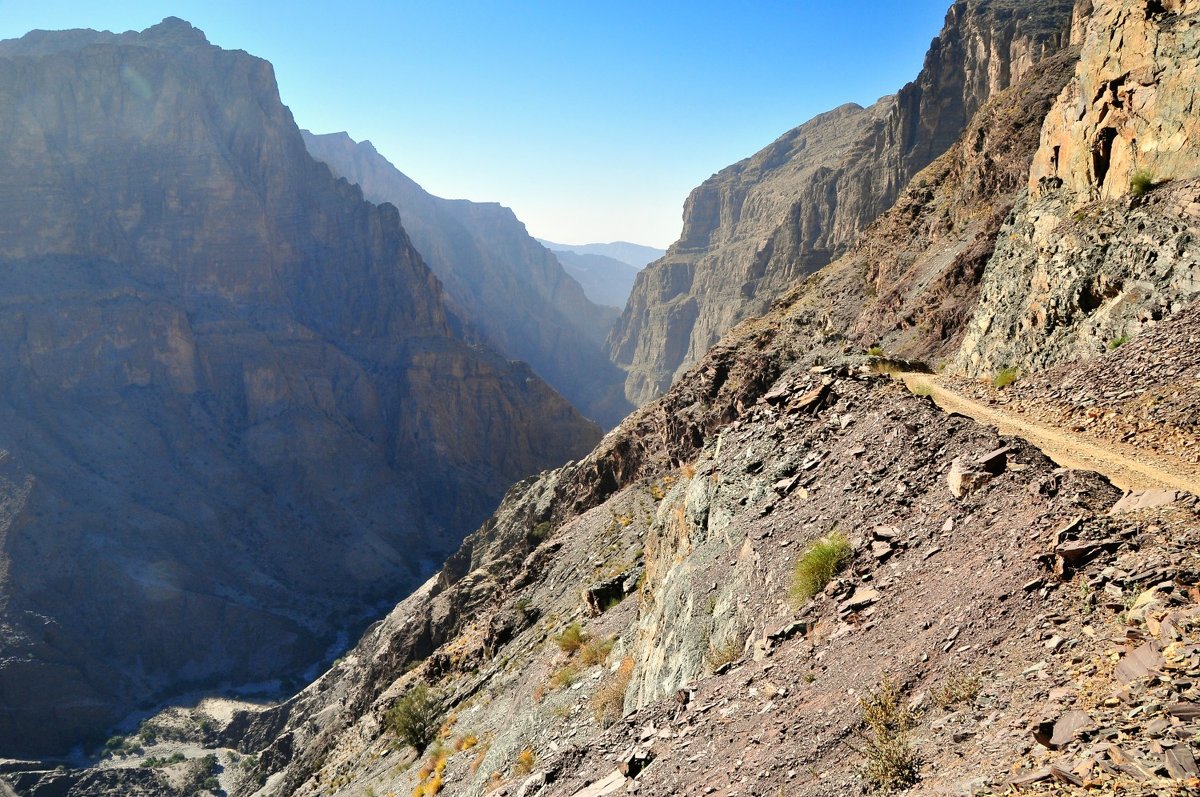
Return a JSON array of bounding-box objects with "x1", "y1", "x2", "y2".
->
[{"x1": 1, "y1": 1, "x2": 1199, "y2": 795}]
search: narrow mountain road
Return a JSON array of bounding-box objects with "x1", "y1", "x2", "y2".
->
[{"x1": 898, "y1": 373, "x2": 1200, "y2": 495}]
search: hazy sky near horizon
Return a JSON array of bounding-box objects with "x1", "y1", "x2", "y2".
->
[{"x1": 0, "y1": 1, "x2": 952, "y2": 247}]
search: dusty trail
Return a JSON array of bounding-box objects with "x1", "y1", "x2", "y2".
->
[{"x1": 898, "y1": 373, "x2": 1200, "y2": 495}]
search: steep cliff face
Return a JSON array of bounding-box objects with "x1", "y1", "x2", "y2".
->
[
  {"x1": 609, "y1": 0, "x2": 1076, "y2": 405},
  {"x1": 957, "y1": 0, "x2": 1200, "y2": 375},
  {"x1": 301, "y1": 132, "x2": 631, "y2": 428},
  {"x1": 0, "y1": 19, "x2": 598, "y2": 757}
]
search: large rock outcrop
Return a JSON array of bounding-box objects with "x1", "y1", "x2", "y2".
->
[
  {"x1": 301, "y1": 132, "x2": 631, "y2": 428},
  {"x1": 609, "y1": 0, "x2": 1076, "y2": 405},
  {"x1": 956, "y1": 0, "x2": 1200, "y2": 375},
  {"x1": 0, "y1": 19, "x2": 598, "y2": 756}
]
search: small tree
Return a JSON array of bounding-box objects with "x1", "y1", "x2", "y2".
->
[{"x1": 386, "y1": 683, "x2": 442, "y2": 752}]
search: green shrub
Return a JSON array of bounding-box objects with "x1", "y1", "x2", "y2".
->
[
  {"x1": 1130, "y1": 168, "x2": 1155, "y2": 197},
  {"x1": 1108, "y1": 334, "x2": 1130, "y2": 350},
  {"x1": 553, "y1": 622, "x2": 587, "y2": 654},
  {"x1": 867, "y1": 346, "x2": 886, "y2": 357},
  {"x1": 859, "y1": 680, "x2": 921, "y2": 791},
  {"x1": 790, "y1": 532, "x2": 852, "y2": 606},
  {"x1": 386, "y1": 683, "x2": 443, "y2": 752},
  {"x1": 992, "y1": 367, "x2": 1019, "y2": 389},
  {"x1": 580, "y1": 636, "x2": 615, "y2": 666},
  {"x1": 550, "y1": 663, "x2": 580, "y2": 690}
]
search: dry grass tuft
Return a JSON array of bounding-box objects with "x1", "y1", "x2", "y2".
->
[{"x1": 591, "y1": 658, "x2": 635, "y2": 728}]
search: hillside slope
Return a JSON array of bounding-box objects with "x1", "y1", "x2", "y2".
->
[
  {"x1": 302, "y1": 132, "x2": 631, "y2": 428},
  {"x1": 0, "y1": 19, "x2": 598, "y2": 757}
]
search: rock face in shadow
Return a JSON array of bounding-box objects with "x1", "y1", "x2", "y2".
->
[
  {"x1": 609, "y1": 0, "x2": 1075, "y2": 405},
  {"x1": 0, "y1": 18, "x2": 599, "y2": 756},
  {"x1": 301, "y1": 132, "x2": 632, "y2": 428}
]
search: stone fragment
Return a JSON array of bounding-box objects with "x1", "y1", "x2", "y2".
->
[
  {"x1": 617, "y1": 745, "x2": 654, "y2": 778},
  {"x1": 1166, "y1": 701, "x2": 1200, "y2": 720},
  {"x1": 841, "y1": 588, "x2": 881, "y2": 612},
  {"x1": 1006, "y1": 768, "x2": 1052, "y2": 788},
  {"x1": 948, "y1": 457, "x2": 992, "y2": 498}
]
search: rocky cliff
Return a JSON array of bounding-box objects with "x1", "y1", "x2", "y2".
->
[
  {"x1": 0, "y1": 19, "x2": 599, "y2": 757},
  {"x1": 956, "y1": 0, "x2": 1200, "y2": 375},
  {"x1": 609, "y1": 0, "x2": 1076, "y2": 405},
  {"x1": 301, "y1": 132, "x2": 631, "y2": 428}
]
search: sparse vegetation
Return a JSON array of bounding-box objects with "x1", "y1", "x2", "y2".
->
[
  {"x1": 790, "y1": 531, "x2": 852, "y2": 606},
  {"x1": 992, "y1": 366, "x2": 1019, "y2": 389},
  {"x1": 513, "y1": 747, "x2": 536, "y2": 777},
  {"x1": 385, "y1": 683, "x2": 443, "y2": 752},
  {"x1": 529, "y1": 521, "x2": 552, "y2": 542},
  {"x1": 140, "y1": 752, "x2": 187, "y2": 768},
  {"x1": 867, "y1": 346, "x2": 886, "y2": 357},
  {"x1": 454, "y1": 733, "x2": 479, "y2": 752},
  {"x1": 580, "y1": 636, "x2": 615, "y2": 666},
  {"x1": 550, "y1": 662, "x2": 580, "y2": 690},
  {"x1": 552, "y1": 622, "x2": 587, "y2": 654},
  {"x1": 1108, "y1": 333, "x2": 1130, "y2": 350},
  {"x1": 592, "y1": 657, "x2": 635, "y2": 728},
  {"x1": 413, "y1": 748, "x2": 447, "y2": 796},
  {"x1": 932, "y1": 671, "x2": 982, "y2": 709},
  {"x1": 1130, "y1": 168, "x2": 1155, "y2": 197},
  {"x1": 706, "y1": 634, "x2": 744, "y2": 670},
  {"x1": 859, "y1": 680, "x2": 921, "y2": 792}
]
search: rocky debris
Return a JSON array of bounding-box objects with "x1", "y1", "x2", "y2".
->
[{"x1": 947, "y1": 300, "x2": 1200, "y2": 485}]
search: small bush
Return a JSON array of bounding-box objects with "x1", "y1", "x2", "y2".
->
[
  {"x1": 1108, "y1": 334, "x2": 1130, "y2": 350},
  {"x1": 859, "y1": 680, "x2": 921, "y2": 792},
  {"x1": 386, "y1": 683, "x2": 443, "y2": 752},
  {"x1": 529, "y1": 521, "x2": 552, "y2": 542},
  {"x1": 1130, "y1": 168, "x2": 1155, "y2": 197},
  {"x1": 552, "y1": 622, "x2": 587, "y2": 654},
  {"x1": 790, "y1": 532, "x2": 852, "y2": 606},
  {"x1": 454, "y1": 733, "x2": 479, "y2": 752},
  {"x1": 933, "y1": 671, "x2": 982, "y2": 709},
  {"x1": 992, "y1": 366, "x2": 1019, "y2": 389},
  {"x1": 513, "y1": 747, "x2": 536, "y2": 777},
  {"x1": 867, "y1": 346, "x2": 886, "y2": 357}
]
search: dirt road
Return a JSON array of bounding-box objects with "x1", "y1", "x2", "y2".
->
[{"x1": 898, "y1": 373, "x2": 1200, "y2": 495}]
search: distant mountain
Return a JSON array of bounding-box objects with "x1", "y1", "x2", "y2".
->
[
  {"x1": 537, "y1": 239, "x2": 665, "y2": 269},
  {"x1": 546, "y1": 249, "x2": 641, "y2": 310},
  {"x1": 303, "y1": 132, "x2": 631, "y2": 428},
  {"x1": 0, "y1": 18, "x2": 599, "y2": 756}
]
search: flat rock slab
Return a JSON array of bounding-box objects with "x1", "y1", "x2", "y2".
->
[
  {"x1": 1114, "y1": 641, "x2": 1163, "y2": 683},
  {"x1": 1110, "y1": 489, "x2": 1180, "y2": 514},
  {"x1": 568, "y1": 771, "x2": 627, "y2": 797},
  {"x1": 1165, "y1": 746, "x2": 1199, "y2": 780}
]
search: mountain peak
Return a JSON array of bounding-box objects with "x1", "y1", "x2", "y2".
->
[{"x1": 140, "y1": 17, "x2": 210, "y2": 47}]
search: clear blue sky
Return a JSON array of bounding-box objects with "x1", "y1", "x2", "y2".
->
[{"x1": 0, "y1": 1, "x2": 952, "y2": 248}]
